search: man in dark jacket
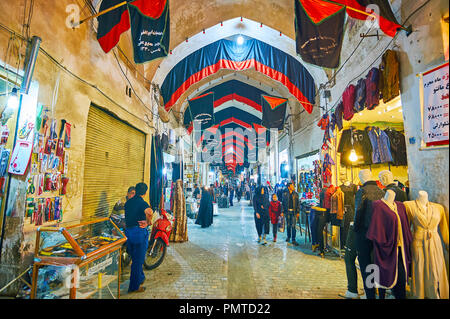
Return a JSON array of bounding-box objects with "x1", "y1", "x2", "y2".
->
[
  {"x1": 282, "y1": 182, "x2": 300, "y2": 246},
  {"x1": 354, "y1": 170, "x2": 385, "y2": 299}
]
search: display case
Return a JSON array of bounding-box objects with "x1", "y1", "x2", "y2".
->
[{"x1": 30, "y1": 217, "x2": 126, "y2": 299}]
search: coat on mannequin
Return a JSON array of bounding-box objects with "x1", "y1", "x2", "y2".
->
[
  {"x1": 353, "y1": 169, "x2": 386, "y2": 299},
  {"x1": 404, "y1": 191, "x2": 449, "y2": 299},
  {"x1": 366, "y1": 190, "x2": 413, "y2": 299}
]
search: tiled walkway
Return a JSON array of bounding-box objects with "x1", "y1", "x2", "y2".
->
[{"x1": 121, "y1": 199, "x2": 365, "y2": 299}]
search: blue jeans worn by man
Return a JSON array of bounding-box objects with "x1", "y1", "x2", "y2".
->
[
  {"x1": 285, "y1": 211, "x2": 297, "y2": 242},
  {"x1": 125, "y1": 227, "x2": 149, "y2": 292}
]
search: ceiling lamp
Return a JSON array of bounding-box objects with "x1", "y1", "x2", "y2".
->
[{"x1": 236, "y1": 35, "x2": 244, "y2": 45}]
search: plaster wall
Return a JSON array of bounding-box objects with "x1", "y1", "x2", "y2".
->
[{"x1": 0, "y1": 0, "x2": 153, "y2": 294}]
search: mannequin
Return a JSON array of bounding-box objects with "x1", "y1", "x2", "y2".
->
[
  {"x1": 359, "y1": 169, "x2": 373, "y2": 185},
  {"x1": 383, "y1": 189, "x2": 396, "y2": 205},
  {"x1": 353, "y1": 168, "x2": 385, "y2": 299},
  {"x1": 379, "y1": 170, "x2": 408, "y2": 202},
  {"x1": 416, "y1": 190, "x2": 428, "y2": 208},
  {"x1": 367, "y1": 195, "x2": 412, "y2": 299},
  {"x1": 404, "y1": 191, "x2": 449, "y2": 299}
]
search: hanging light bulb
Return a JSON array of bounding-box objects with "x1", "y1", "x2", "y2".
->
[
  {"x1": 7, "y1": 88, "x2": 19, "y2": 109},
  {"x1": 236, "y1": 35, "x2": 244, "y2": 45},
  {"x1": 349, "y1": 149, "x2": 358, "y2": 162}
]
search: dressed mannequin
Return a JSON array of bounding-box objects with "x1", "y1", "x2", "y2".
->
[
  {"x1": 379, "y1": 170, "x2": 408, "y2": 202},
  {"x1": 353, "y1": 169, "x2": 386, "y2": 299},
  {"x1": 404, "y1": 191, "x2": 449, "y2": 299},
  {"x1": 366, "y1": 189, "x2": 412, "y2": 299}
]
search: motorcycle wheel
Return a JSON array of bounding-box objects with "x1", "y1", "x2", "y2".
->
[
  {"x1": 143, "y1": 238, "x2": 166, "y2": 270},
  {"x1": 121, "y1": 250, "x2": 131, "y2": 268}
]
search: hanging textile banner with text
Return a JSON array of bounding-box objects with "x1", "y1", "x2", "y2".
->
[{"x1": 422, "y1": 62, "x2": 449, "y2": 147}]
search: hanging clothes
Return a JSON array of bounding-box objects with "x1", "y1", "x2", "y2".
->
[
  {"x1": 342, "y1": 84, "x2": 356, "y2": 121},
  {"x1": 330, "y1": 187, "x2": 345, "y2": 222},
  {"x1": 169, "y1": 179, "x2": 189, "y2": 242},
  {"x1": 365, "y1": 67, "x2": 381, "y2": 110},
  {"x1": 366, "y1": 126, "x2": 393, "y2": 164},
  {"x1": 404, "y1": 201, "x2": 449, "y2": 299},
  {"x1": 338, "y1": 129, "x2": 373, "y2": 166},
  {"x1": 317, "y1": 114, "x2": 330, "y2": 130},
  {"x1": 380, "y1": 49, "x2": 400, "y2": 103},
  {"x1": 384, "y1": 129, "x2": 408, "y2": 166},
  {"x1": 334, "y1": 102, "x2": 344, "y2": 131},
  {"x1": 354, "y1": 78, "x2": 367, "y2": 113},
  {"x1": 150, "y1": 135, "x2": 164, "y2": 210}
]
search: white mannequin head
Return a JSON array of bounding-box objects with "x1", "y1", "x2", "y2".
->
[
  {"x1": 383, "y1": 189, "x2": 396, "y2": 204},
  {"x1": 417, "y1": 190, "x2": 429, "y2": 206},
  {"x1": 379, "y1": 170, "x2": 395, "y2": 187},
  {"x1": 359, "y1": 169, "x2": 373, "y2": 185}
]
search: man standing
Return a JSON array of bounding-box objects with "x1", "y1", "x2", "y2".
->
[
  {"x1": 282, "y1": 182, "x2": 300, "y2": 246},
  {"x1": 124, "y1": 183, "x2": 154, "y2": 293}
]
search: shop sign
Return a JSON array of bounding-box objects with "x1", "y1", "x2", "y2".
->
[{"x1": 421, "y1": 62, "x2": 449, "y2": 147}]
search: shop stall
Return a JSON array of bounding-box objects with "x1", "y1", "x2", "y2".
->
[{"x1": 30, "y1": 217, "x2": 126, "y2": 299}]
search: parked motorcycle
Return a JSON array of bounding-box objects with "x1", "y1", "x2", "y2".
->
[{"x1": 143, "y1": 209, "x2": 174, "y2": 270}]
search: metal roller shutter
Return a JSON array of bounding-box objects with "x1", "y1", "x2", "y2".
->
[{"x1": 82, "y1": 105, "x2": 146, "y2": 219}]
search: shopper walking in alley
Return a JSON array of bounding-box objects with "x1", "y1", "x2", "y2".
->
[
  {"x1": 253, "y1": 186, "x2": 270, "y2": 244},
  {"x1": 282, "y1": 182, "x2": 300, "y2": 246},
  {"x1": 195, "y1": 187, "x2": 214, "y2": 228},
  {"x1": 229, "y1": 186, "x2": 235, "y2": 206},
  {"x1": 124, "y1": 183, "x2": 154, "y2": 293},
  {"x1": 269, "y1": 193, "x2": 283, "y2": 242}
]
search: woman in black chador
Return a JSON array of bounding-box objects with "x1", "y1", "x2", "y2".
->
[
  {"x1": 195, "y1": 187, "x2": 214, "y2": 228},
  {"x1": 253, "y1": 186, "x2": 270, "y2": 244}
]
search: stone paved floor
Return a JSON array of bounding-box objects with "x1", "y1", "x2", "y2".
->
[{"x1": 121, "y1": 200, "x2": 365, "y2": 299}]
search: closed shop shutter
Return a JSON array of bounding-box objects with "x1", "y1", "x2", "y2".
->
[{"x1": 82, "y1": 105, "x2": 146, "y2": 220}]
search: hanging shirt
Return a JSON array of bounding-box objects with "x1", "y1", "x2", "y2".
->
[
  {"x1": 367, "y1": 126, "x2": 394, "y2": 164},
  {"x1": 365, "y1": 67, "x2": 381, "y2": 110},
  {"x1": 384, "y1": 129, "x2": 407, "y2": 166},
  {"x1": 380, "y1": 50, "x2": 400, "y2": 103},
  {"x1": 342, "y1": 85, "x2": 356, "y2": 121},
  {"x1": 330, "y1": 187, "x2": 345, "y2": 220},
  {"x1": 337, "y1": 129, "x2": 373, "y2": 166},
  {"x1": 334, "y1": 102, "x2": 344, "y2": 131},
  {"x1": 354, "y1": 78, "x2": 367, "y2": 113},
  {"x1": 317, "y1": 114, "x2": 330, "y2": 130}
]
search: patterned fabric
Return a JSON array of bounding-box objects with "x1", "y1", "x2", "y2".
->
[
  {"x1": 169, "y1": 180, "x2": 188, "y2": 242},
  {"x1": 367, "y1": 126, "x2": 393, "y2": 164},
  {"x1": 354, "y1": 78, "x2": 366, "y2": 112}
]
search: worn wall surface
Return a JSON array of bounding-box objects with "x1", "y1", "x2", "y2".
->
[{"x1": 0, "y1": 0, "x2": 153, "y2": 294}]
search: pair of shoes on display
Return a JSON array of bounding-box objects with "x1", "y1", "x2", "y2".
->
[
  {"x1": 273, "y1": 236, "x2": 277, "y2": 242},
  {"x1": 286, "y1": 238, "x2": 291, "y2": 242},
  {"x1": 312, "y1": 244, "x2": 319, "y2": 251},
  {"x1": 257, "y1": 236, "x2": 262, "y2": 243},
  {"x1": 292, "y1": 241, "x2": 299, "y2": 246},
  {"x1": 318, "y1": 252, "x2": 325, "y2": 258}
]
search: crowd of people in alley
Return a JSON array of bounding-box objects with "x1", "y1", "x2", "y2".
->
[{"x1": 192, "y1": 180, "x2": 302, "y2": 247}]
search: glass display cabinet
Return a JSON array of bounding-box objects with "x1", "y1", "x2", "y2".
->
[{"x1": 30, "y1": 217, "x2": 126, "y2": 299}]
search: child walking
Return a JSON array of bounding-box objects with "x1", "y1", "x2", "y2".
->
[{"x1": 269, "y1": 194, "x2": 283, "y2": 242}]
